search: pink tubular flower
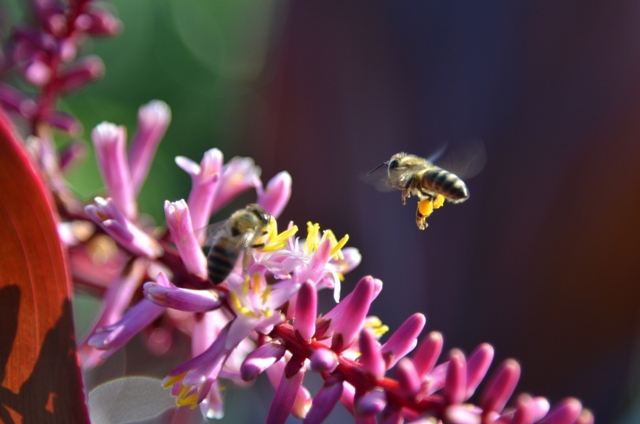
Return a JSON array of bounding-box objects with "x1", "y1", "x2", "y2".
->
[
  {"x1": 91, "y1": 122, "x2": 137, "y2": 219},
  {"x1": 211, "y1": 156, "x2": 262, "y2": 214},
  {"x1": 164, "y1": 199, "x2": 207, "y2": 279},
  {"x1": 175, "y1": 148, "x2": 223, "y2": 232},
  {"x1": 257, "y1": 171, "x2": 292, "y2": 218},
  {"x1": 128, "y1": 100, "x2": 171, "y2": 193},
  {"x1": 85, "y1": 197, "x2": 162, "y2": 258}
]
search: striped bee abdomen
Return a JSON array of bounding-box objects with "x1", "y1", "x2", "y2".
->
[
  {"x1": 207, "y1": 238, "x2": 240, "y2": 284},
  {"x1": 423, "y1": 167, "x2": 469, "y2": 202}
]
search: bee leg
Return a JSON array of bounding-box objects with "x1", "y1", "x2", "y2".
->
[
  {"x1": 401, "y1": 190, "x2": 410, "y2": 205},
  {"x1": 416, "y1": 198, "x2": 434, "y2": 230}
]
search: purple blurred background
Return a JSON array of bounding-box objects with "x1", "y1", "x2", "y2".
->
[{"x1": 254, "y1": 2, "x2": 640, "y2": 422}]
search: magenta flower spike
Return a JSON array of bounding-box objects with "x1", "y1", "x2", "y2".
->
[
  {"x1": 85, "y1": 197, "x2": 162, "y2": 257},
  {"x1": 175, "y1": 148, "x2": 223, "y2": 232},
  {"x1": 91, "y1": 122, "x2": 137, "y2": 218},
  {"x1": 164, "y1": 199, "x2": 208, "y2": 279},
  {"x1": 266, "y1": 367, "x2": 306, "y2": 424},
  {"x1": 129, "y1": 100, "x2": 171, "y2": 193},
  {"x1": 257, "y1": 171, "x2": 292, "y2": 218},
  {"x1": 143, "y1": 279, "x2": 222, "y2": 312},
  {"x1": 295, "y1": 280, "x2": 317, "y2": 341},
  {"x1": 380, "y1": 312, "x2": 426, "y2": 369},
  {"x1": 480, "y1": 358, "x2": 522, "y2": 414},
  {"x1": 465, "y1": 343, "x2": 494, "y2": 398},
  {"x1": 359, "y1": 328, "x2": 386, "y2": 379},
  {"x1": 304, "y1": 378, "x2": 344, "y2": 424},
  {"x1": 443, "y1": 349, "x2": 467, "y2": 405},
  {"x1": 412, "y1": 331, "x2": 444, "y2": 379}
]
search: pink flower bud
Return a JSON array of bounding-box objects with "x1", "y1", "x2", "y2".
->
[
  {"x1": 355, "y1": 389, "x2": 386, "y2": 416},
  {"x1": 91, "y1": 123, "x2": 137, "y2": 218},
  {"x1": 395, "y1": 358, "x2": 421, "y2": 397},
  {"x1": 380, "y1": 313, "x2": 425, "y2": 369},
  {"x1": 294, "y1": 280, "x2": 317, "y2": 341},
  {"x1": 444, "y1": 349, "x2": 467, "y2": 404},
  {"x1": 413, "y1": 331, "x2": 444, "y2": 379},
  {"x1": 309, "y1": 348, "x2": 338, "y2": 373},
  {"x1": 164, "y1": 200, "x2": 208, "y2": 279},
  {"x1": 304, "y1": 378, "x2": 343, "y2": 424},
  {"x1": 266, "y1": 367, "x2": 305, "y2": 424},
  {"x1": 538, "y1": 398, "x2": 583, "y2": 424},
  {"x1": 466, "y1": 343, "x2": 494, "y2": 398},
  {"x1": 359, "y1": 328, "x2": 385, "y2": 379},
  {"x1": 257, "y1": 171, "x2": 291, "y2": 218},
  {"x1": 176, "y1": 148, "x2": 223, "y2": 231},
  {"x1": 58, "y1": 55, "x2": 105, "y2": 94},
  {"x1": 241, "y1": 342, "x2": 286, "y2": 381},
  {"x1": 129, "y1": 100, "x2": 171, "y2": 193},
  {"x1": 480, "y1": 359, "x2": 521, "y2": 413}
]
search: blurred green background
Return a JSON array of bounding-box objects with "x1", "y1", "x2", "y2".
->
[{"x1": 64, "y1": 0, "x2": 288, "y2": 224}]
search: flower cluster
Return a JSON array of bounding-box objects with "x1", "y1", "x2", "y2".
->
[{"x1": 48, "y1": 101, "x2": 589, "y2": 423}]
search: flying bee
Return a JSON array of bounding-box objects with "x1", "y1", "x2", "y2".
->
[
  {"x1": 368, "y1": 141, "x2": 484, "y2": 230},
  {"x1": 205, "y1": 204, "x2": 271, "y2": 284}
]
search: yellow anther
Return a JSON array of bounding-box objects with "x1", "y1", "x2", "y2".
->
[
  {"x1": 242, "y1": 278, "x2": 250, "y2": 297},
  {"x1": 230, "y1": 291, "x2": 243, "y2": 312},
  {"x1": 261, "y1": 224, "x2": 298, "y2": 252},
  {"x1": 304, "y1": 222, "x2": 321, "y2": 254},
  {"x1": 176, "y1": 393, "x2": 198, "y2": 407},
  {"x1": 418, "y1": 199, "x2": 434, "y2": 218},
  {"x1": 337, "y1": 272, "x2": 345, "y2": 282},
  {"x1": 365, "y1": 316, "x2": 390, "y2": 338},
  {"x1": 178, "y1": 384, "x2": 191, "y2": 400},
  {"x1": 261, "y1": 285, "x2": 271, "y2": 305},
  {"x1": 163, "y1": 372, "x2": 186, "y2": 389},
  {"x1": 263, "y1": 308, "x2": 274, "y2": 318},
  {"x1": 434, "y1": 194, "x2": 445, "y2": 209},
  {"x1": 251, "y1": 273, "x2": 262, "y2": 294},
  {"x1": 330, "y1": 234, "x2": 349, "y2": 259}
]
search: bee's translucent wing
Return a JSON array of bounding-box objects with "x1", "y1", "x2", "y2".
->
[
  {"x1": 432, "y1": 139, "x2": 486, "y2": 179},
  {"x1": 191, "y1": 219, "x2": 231, "y2": 248},
  {"x1": 360, "y1": 166, "x2": 397, "y2": 192}
]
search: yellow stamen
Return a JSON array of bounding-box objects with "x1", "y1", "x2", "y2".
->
[
  {"x1": 261, "y1": 225, "x2": 298, "y2": 252},
  {"x1": 365, "y1": 316, "x2": 390, "y2": 338},
  {"x1": 178, "y1": 384, "x2": 191, "y2": 400},
  {"x1": 330, "y1": 234, "x2": 349, "y2": 259},
  {"x1": 163, "y1": 372, "x2": 186, "y2": 389},
  {"x1": 434, "y1": 194, "x2": 445, "y2": 209},
  {"x1": 230, "y1": 291, "x2": 243, "y2": 312},
  {"x1": 261, "y1": 285, "x2": 271, "y2": 305},
  {"x1": 251, "y1": 273, "x2": 262, "y2": 294},
  {"x1": 304, "y1": 222, "x2": 320, "y2": 254},
  {"x1": 176, "y1": 393, "x2": 198, "y2": 407},
  {"x1": 263, "y1": 308, "x2": 273, "y2": 318},
  {"x1": 242, "y1": 277, "x2": 250, "y2": 297}
]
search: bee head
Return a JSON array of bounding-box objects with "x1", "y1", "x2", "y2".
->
[{"x1": 231, "y1": 204, "x2": 271, "y2": 235}]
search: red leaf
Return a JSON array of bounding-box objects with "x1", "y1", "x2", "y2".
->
[{"x1": 0, "y1": 110, "x2": 90, "y2": 423}]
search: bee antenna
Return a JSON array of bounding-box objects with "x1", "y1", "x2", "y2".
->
[{"x1": 367, "y1": 161, "x2": 389, "y2": 176}]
